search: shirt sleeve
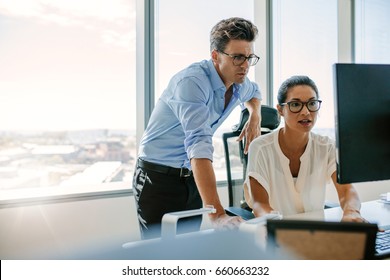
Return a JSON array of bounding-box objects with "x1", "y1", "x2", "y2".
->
[
  {"x1": 245, "y1": 139, "x2": 272, "y2": 203},
  {"x1": 167, "y1": 77, "x2": 214, "y2": 161}
]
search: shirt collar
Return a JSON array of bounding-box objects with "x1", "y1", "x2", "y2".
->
[{"x1": 206, "y1": 59, "x2": 242, "y2": 95}]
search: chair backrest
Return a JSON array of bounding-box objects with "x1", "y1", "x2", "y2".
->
[
  {"x1": 232, "y1": 105, "x2": 281, "y2": 133},
  {"x1": 235, "y1": 105, "x2": 280, "y2": 170},
  {"x1": 222, "y1": 105, "x2": 280, "y2": 208}
]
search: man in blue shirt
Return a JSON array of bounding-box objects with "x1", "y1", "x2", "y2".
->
[{"x1": 133, "y1": 17, "x2": 262, "y2": 239}]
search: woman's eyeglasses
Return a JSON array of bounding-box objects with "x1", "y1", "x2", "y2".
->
[{"x1": 280, "y1": 100, "x2": 322, "y2": 113}]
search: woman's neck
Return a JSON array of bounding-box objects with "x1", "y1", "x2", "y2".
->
[{"x1": 278, "y1": 128, "x2": 309, "y2": 159}]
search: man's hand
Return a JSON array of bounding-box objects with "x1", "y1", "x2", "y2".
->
[
  {"x1": 239, "y1": 98, "x2": 261, "y2": 154},
  {"x1": 237, "y1": 113, "x2": 261, "y2": 154},
  {"x1": 209, "y1": 213, "x2": 244, "y2": 230}
]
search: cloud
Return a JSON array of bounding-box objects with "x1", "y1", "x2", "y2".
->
[{"x1": 0, "y1": 0, "x2": 135, "y2": 50}]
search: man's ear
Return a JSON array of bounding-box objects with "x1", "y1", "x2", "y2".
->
[{"x1": 211, "y1": 49, "x2": 219, "y2": 62}]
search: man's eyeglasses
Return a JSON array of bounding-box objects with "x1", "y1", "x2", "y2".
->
[
  {"x1": 219, "y1": 50, "x2": 260, "y2": 66},
  {"x1": 280, "y1": 100, "x2": 322, "y2": 113}
]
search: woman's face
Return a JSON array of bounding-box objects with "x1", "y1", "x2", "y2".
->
[{"x1": 277, "y1": 85, "x2": 319, "y2": 133}]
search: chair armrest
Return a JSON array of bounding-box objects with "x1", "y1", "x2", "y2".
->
[
  {"x1": 225, "y1": 206, "x2": 255, "y2": 220},
  {"x1": 161, "y1": 206, "x2": 216, "y2": 239}
]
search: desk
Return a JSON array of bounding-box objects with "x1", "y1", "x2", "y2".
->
[
  {"x1": 121, "y1": 201, "x2": 390, "y2": 260},
  {"x1": 286, "y1": 200, "x2": 390, "y2": 228}
]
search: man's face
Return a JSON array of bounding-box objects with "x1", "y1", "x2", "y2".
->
[{"x1": 212, "y1": 39, "x2": 255, "y2": 88}]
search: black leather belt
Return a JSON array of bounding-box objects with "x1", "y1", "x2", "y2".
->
[{"x1": 137, "y1": 159, "x2": 192, "y2": 178}]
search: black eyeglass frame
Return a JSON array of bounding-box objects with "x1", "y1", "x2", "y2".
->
[
  {"x1": 218, "y1": 50, "x2": 260, "y2": 66},
  {"x1": 280, "y1": 99, "x2": 322, "y2": 113}
]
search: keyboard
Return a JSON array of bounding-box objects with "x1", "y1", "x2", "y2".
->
[{"x1": 375, "y1": 226, "x2": 390, "y2": 258}]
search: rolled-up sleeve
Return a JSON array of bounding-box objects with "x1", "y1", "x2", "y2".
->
[{"x1": 168, "y1": 77, "x2": 214, "y2": 162}]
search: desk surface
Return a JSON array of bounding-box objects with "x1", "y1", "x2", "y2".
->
[
  {"x1": 120, "y1": 200, "x2": 390, "y2": 260},
  {"x1": 286, "y1": 200, "x2": 390, "y2": 228}
]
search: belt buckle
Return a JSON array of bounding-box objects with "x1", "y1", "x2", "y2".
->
[{"x1": 180, "y1": 168, "x2": 191, "y2": 178}]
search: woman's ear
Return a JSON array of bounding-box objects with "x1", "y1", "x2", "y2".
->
[{"x1": 276, "y1": 104, "x2": 283, "y2": 116}]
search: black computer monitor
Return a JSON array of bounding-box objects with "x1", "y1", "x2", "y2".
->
[{"x1": 333, "y1": 63, "x2": 390, "y2": 184}]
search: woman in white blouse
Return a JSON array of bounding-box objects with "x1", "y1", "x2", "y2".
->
[{"x1": 245, "y1": 75, "x2": 366, "y2": 222}]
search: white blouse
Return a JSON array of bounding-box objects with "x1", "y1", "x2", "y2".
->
[{"x1": 245, "y1": 128, "x2": 336, "y2": 216}]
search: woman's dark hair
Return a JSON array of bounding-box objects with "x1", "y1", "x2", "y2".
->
[
  {"x1": 210, "y1": 17, "x2": 258, "y2": 52},
  {"x1": 277, "y1": 75, "x2": 319, "y2": 104}
]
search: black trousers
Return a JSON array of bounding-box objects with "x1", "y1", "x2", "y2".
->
[{"x1": 132, "y1": 161, "x2": 203, "y2": 240}]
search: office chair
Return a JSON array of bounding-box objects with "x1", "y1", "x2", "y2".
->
[{"x1": 222, "y1": 105, "x2": 280, "y2": 219}]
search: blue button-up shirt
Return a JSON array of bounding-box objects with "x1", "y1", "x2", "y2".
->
[{"x1": 139, "y1": 59, "x2": 262, "y2": 169}]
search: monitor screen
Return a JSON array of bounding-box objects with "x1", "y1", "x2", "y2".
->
[{"x1": 333, "y1": 63, "x2": 390, "y2": 184}]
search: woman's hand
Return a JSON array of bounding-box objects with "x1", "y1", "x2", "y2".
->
[{"x1": 341, "y1": 209, "x2": 368, "y2": 223}]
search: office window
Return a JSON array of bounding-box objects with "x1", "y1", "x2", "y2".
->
[
  {"x1": 272, "y1": 0, "x2": 338, "y2": 137},
  {"x1": 155, "y1": 0, "x2": 255, "y2": 181},
  {"x1": 355, "y1": 0, "x2": 390, "y2": 63},
  {"x1": 0, "y1": 1, "x2": 136, "y2": 195}
]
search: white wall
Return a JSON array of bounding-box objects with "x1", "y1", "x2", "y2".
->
[
  {"x1": 0, "y1": 187, "x2": 228, "y2": 259},
  {"x1": 326, "y1": 179, "x2": 390, "y2": 203},
  {"x1": 0, "y1": 196, "x2": 139, "y2": 259}
]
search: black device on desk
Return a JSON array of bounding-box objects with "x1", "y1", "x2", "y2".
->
[
  {"x1": 332, "y1": 63, "x2": 390, "y2": 259},
  {"x1": 333, "y1": 63, "x2": 390, "y2": 184}
]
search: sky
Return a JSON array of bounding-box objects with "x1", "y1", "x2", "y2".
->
[{"x1": 0, "y1": 0, "x2": 136, "y2": 131}]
